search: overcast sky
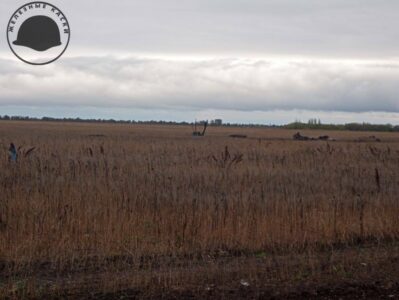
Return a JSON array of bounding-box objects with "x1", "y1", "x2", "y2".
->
[{"x1": 1, "y1": 0, "x2": 399, "y2": 124}]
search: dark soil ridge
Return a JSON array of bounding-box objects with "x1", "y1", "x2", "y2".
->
[
  {"x1": 1, "y1": 243, "x2": 398, "y2": 299},
  {"x1": 5, "y1": 281, "x2": 399, "y2": 299},
  {"x1": 1, "y1": 237, "x2": 397, "y2": 279}
]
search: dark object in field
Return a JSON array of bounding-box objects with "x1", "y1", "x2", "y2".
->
[
  {"x1": 293, "y1": 132, "x2": 311, "y2": 141},
  {"x1": 8, "y1": 143, "x2": 18, "y2": 162},
  {"x1": 318, "y1": 135, "x2": 330, "y2": 141},
  {"x1": 357, "y1": 135, "x2": 381, "y2": 143},
  {"x1": 192, "y1": 121, "x2": 208, "y2": 137},
  {"x1": 293, "y1": 132, "x2": 332, "y2": 141},
  {"x1": 369, "y1": 135, "x2": 381, "y2": 142},
  {"x1": 229, "y1": 134, "x2": 247, "y2": 139}
]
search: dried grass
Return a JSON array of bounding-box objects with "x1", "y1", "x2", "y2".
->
[{"x1": 0, "y1": 121, "x2": 398, "y2": 296}]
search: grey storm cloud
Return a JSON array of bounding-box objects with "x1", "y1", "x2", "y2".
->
[
  {"x1": 1, "y1": 0, "x2": 399, "y2": 57},
  {"x1": 0, "y1": 56, "x2": 398, "y2": 113},
  {"x1": 72, "y1": 0, "x2": 399, "y2": 58}
]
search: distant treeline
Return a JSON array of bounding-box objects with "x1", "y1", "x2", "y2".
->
[
  {"x1": 0, "y1": 115, "x2": 398, "y2": 132},
  {"x1": 285, "y1": 121, "x2": 399, "y2": 132},
  {"x1": 0, "y1": 115, "x2": 191, "y2": 125},
  {"x1": 0, "y1": 115, "x2": 276, "y2": 127}
]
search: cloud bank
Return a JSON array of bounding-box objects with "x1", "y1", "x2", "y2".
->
[
  {"x1": 2, "y1": 0, "x2": 398, "y2": 58},
  {"x1": 0, "y1": 56, "x2": 399, "y2": 115}
]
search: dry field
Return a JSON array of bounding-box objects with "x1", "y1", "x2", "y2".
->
[{"x1": 0, "y1": 121, "x2": 399, "y2": 299}]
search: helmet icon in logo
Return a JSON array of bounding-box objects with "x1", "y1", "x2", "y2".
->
[
  {"x1": 7, "y1": 2, "x2": 70, "y2": 65},
  {"x1": 13, "y1": 16, "x2": 61, "y2": 52}
]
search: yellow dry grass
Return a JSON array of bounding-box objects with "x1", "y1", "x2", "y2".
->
[{"x1": 0, "y1": 121, "x2": 398, "y2": 286}]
